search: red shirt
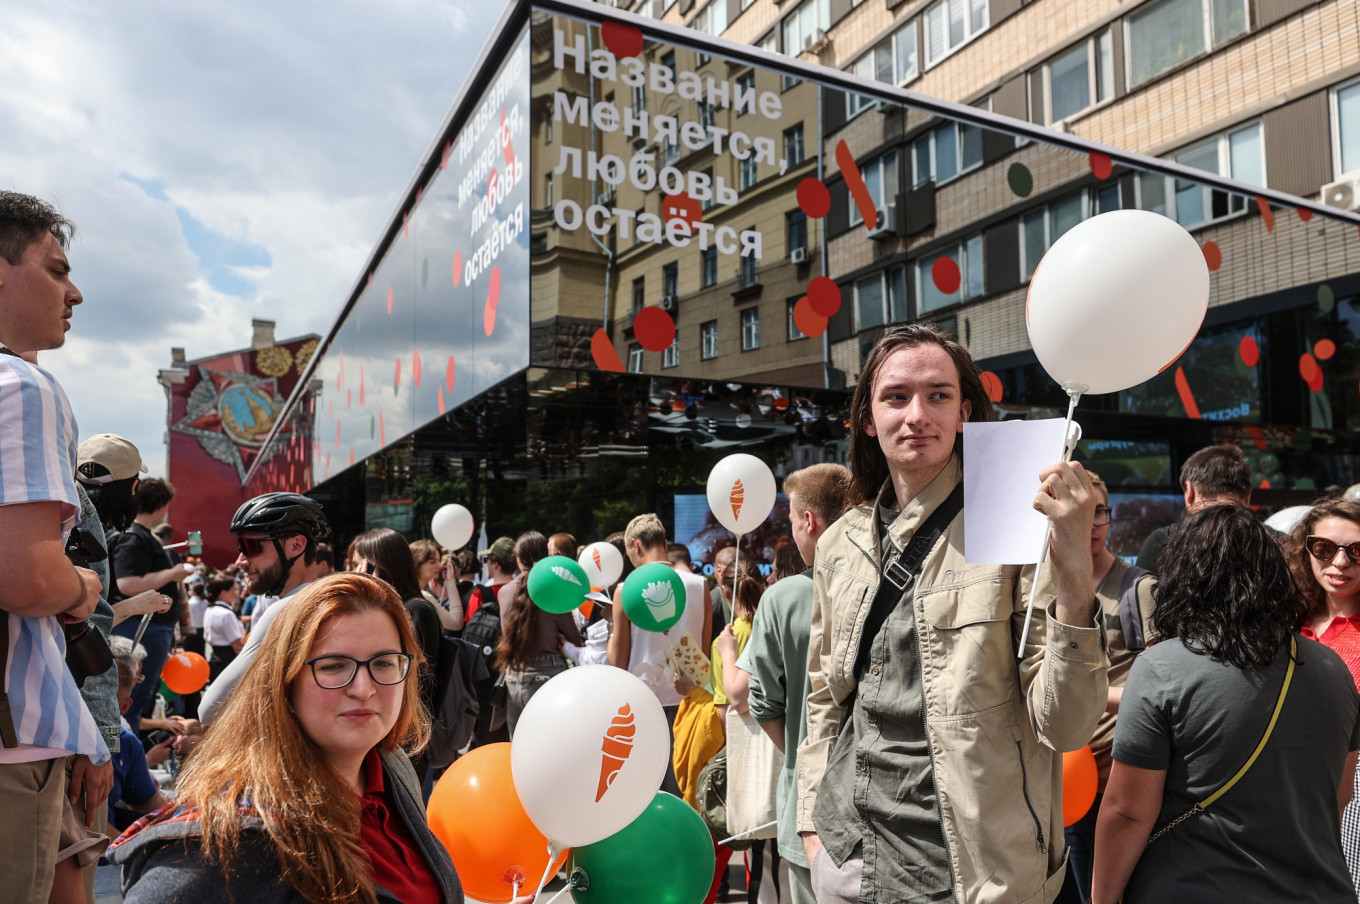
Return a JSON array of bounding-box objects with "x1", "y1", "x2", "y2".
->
[
  {"x1": 1302, "y1": 614, "x2": 1360, "y2": 690},
  {"x1": 465, "y1": 582, "x2": 506, "y2": 621},
  {"x1": 358, "y1": 750, "x2": 442, "y2": 904}
]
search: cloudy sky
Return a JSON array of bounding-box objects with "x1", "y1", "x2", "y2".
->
[{"x1": 2, "y1": 0, "x2": 506, "y2": 475}]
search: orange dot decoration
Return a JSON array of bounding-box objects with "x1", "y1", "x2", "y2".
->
[
  {"x1": 1239, "y1": 335, "x2": 1259, "y2": 367},
  {"x1": 1062, "y1": 746, "x2": 1098, "y2": 827},
  {"x1": 633, "y1": 306, "x2": 676, "y2": 352},
  {"x1": 591, "y1": 328, "x2": 625, "y2": 372},
  {"x1": 1300, "y1": 352, "x2": 1324, "y2": 392},
  {"x1": 1202, "y1": 241, "x2": 1222, "y2": 272},
  {"x1": 413, "y1": 349, "x2": 422, "y2": 388},
  {"x1": 162, "y1": 652, "x2": 210, "y2": 695},
  {"x1": 446, "y1": 356, "x2": 456, "y2": 392},
  {"x1": 1315, "y1": 339, "x2": 1336, "y2": 361},
  {"x1": 453, "y1": 251, "x2": 463, "y2": 287},
  {"x1": 484, "y1": 266, "x2": 501, "y2": 337},
  {"x1": 601, "y1": 21, "x2": 644, "y2": 57},
  {"x1": 793, "y1": 297, "x2": 828, "y2": 338},
  {"x1": 387, "y1": 286, "x2": 394, "y2": 315},
  {"x1": 797, "y1": 178, "x2": 831, "y2": 219},
  {"x1": 979, "y1": 371, "x2": 1003, "y2": 403},
  {"x1": 807, "y1": 276, "x2": 842, "y2": 317},
  {"x1": 1088, "y1": 152, "x2": 1113, "y2": 180},
  {"x1": 1298, "y1": 206, "x2": 1314, "y2": 223}
]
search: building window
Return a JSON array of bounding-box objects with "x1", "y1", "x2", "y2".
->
[
  {"x1": 1126, "y1": 0, "x2": 1249, "y2": 87},
  {"x1": 699, "y1": 101, "x2": 715, "y2": 134},
  {"x1": 916, "y1": 236, "x2": 983, "y2": 313},
  {"x1": 1019, "y1": 186, "x2": 1122, "y2": 281},
  {"x1": 741, "y1": 308, "x2": 761, "y2": 350},
  {"x1": 787, "y1": 298, "x2": 807, "y2": 341},
  {"x1": 847, "y1": 22, "x2": 918, "y2": 116},
  {"x1": 784, "y1": 124, "x2": 805, "y2": 166},
  {"x1": 1137, "y1": 121, "x2": 1264, "y2": 229},
  {"x1": 544, "y1": 172, "x2": 554, "y2": 209},
  {"x1": 663, "y1": 339, "x2": 679, "y2": 368},
  {"x1": 632, "y1": 277, "x2": 646, "y2": 313},
  {"x1": 701, "y1": 247, "x2": 719, "y2": 287},
  {"x1": 699, "y1": 167, "x2": 715, "y2": 211},
  {"x1": 663, "y1": 138, "x2": 680, "y2": 167},
  {"x1": 627, "y1": 345, "x2": 644, "y2": 373},
  {"x1": 739, "y1": 254, "x2": 759, "y2": 288},
  {"x1": 1333, "y1": 78, "x2": 1360, "y2": 177},
  {"x1": 783, "y1": 0, "x2": 829, "y2": 56},
  {"x1": 737, "y1": 71, "x2": 756, "y2": 115},
  {"x1": 787, "y1": 210, "x2": 808, "y2": 254},
  {"x1": 740, "y1": 155, "x2": 758, "y2": 191},
  {"x1": 1044, "y1": 31, "x2": 1113, "y2": 123},
  {"x1": 853, "y1": 267, "x2": 909, "y2": 330},
  {"x1": 693, "y1": 0, "x2": 726, "y2": 37},
  {"x1": 663, "y1": 262, "x2": 678, "y2": 298},
  {"x1": 923, "y1": 0, "x2": 988, "y2": 69},
  {"x1": 849, "y1": 152, "x2": 899, "y2": 227},
  {"x1": 632, "y1": 83, "x2": 646, "y2": 117},
  {"x1": 662, "y1": 51, "x2": 677, "y2": 79},
  {"x1": 912, "y1": 122, "x2": 982, "y2": 187},
  {"x1": 701, "y1": 320, "x2": 719, "y2": 359}
]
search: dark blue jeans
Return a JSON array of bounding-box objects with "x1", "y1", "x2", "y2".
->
[
  {"x1": 112, "y1": 621, "x2": 174, "y2": 725},
  {"x1": 1059, "y1": 792, "x2": 1103, "y2": 904}
]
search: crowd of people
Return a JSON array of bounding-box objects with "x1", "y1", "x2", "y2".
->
[{"x1": 6, "y1": 189, "x2": 1360, "y2": 904}]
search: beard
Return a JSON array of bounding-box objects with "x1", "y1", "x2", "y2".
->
[{"x1": 247, "y1": 557, "x2": 284, "y2": 596}]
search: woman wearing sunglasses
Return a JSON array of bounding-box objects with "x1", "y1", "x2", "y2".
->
[
  {"x1": 106, "y1": 573, "x2": 464, "y2": 903},
  {"x1": 1090, "y1": 504, "x2": 1359, "y2": 904},
  {"x1": 1288, "y1": 496, "x2": 1360, "y2": 892}
]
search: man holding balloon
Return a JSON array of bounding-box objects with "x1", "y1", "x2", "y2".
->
[{"x1": 797, "y1": 323, "x2": 1110, "y2": 904}]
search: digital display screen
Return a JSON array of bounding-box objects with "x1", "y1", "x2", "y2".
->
[{"x1": 672, "y1": 492, "x2": 790, "y2": 578}]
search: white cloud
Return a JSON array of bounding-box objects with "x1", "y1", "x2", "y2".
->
[{"x1": 2, "y1": 0, "x2": 503, "y2": 475}]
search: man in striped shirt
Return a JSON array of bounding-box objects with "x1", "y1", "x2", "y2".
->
[{"x1": 0, "y1": 191, "x2": 111, "y2": 903}]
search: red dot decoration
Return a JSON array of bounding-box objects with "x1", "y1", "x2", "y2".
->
[
  {"x1": 1256, "y1": 196, "x2": 1275, "y2": 233},
  {"x1": 1300, "y1": 352, "x2": 1322, "y2": 389},
  {"x1": 438, "y1": 386, "x2": 446, "y2": 415},
  {"x1": 807, "y1": 276, "x2": 842, "y2": 317},
  {"x1": 773, "y1": 398, "x2": 790, "y2": 411},
  {"x1": 1239, "y1": 335, "x2": 1259, "y2": 367},
  {"x1": 979, "y1": 371, "x2": 1003, "y2": 403},
  {"x1": 797, "y1": 178, "x2": 831, "y2": 219},
  {"x1": 932, "y1": 257, "x2": 961, "y2": 295},
  {"x1": 671, "y1": 399, "x2": 687, "y2": 412},
  {"x1": 1316, "y1": 338, "x2": 1336, "y2": 361},
  {"x1": 484, "y1": 266, "x2": 501, "y2": 337},
  {"x1": 487, "y1": 168, "x2": 499, "y2": 206},
  {"x1": 1202, "y1": 241, "x2": 1222, "y2": 272},
  {"x1": 793, "y1": 297, "x2": 828, "y2": 337},
  {"x1": 413, "y1": 349, "x2": 422, "y2": 388},
  {"x1": 602, "y1": 21, "x2": 644, "y2": 57},
  {"x1": 1298, "y1": 206, "x2": 1314, "y2": 223},
  {"x1": 1246, "y1": 424, "x2": 1268, "y2": 451},
  {"x1": 591, "y1": 327, "x2": 625, "y2": 372},
  {"x1": 335, "y1": 421, "x2": 341, "y2": 448},
  {"x1": 395, "y1": 357, "x2": 401, "y2": 391},
  {"x1": 661, "y1": 192, "x2": 703, "y2": 228},
  {"x1": 453, "y1": 251, "x2": 462, "y2": 287},
  {"x1": 633, "y1": 306, "x2": 676, "y2": 352},
  {"x1": 1088, "y1": 152, "x2": 1113, "y2": 181},
  {"x1": 446, "y1": 356, "x2": 456, "y2": 392},
  {"x1": 387, "y1": 286, "x2": 394, "y2": 314}
]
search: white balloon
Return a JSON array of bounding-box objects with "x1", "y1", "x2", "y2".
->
[
  {"x1": 1026, "y1": 210, "x2": 1208, "y2": 396},
  {"x1": 578, "y1": 541, "x2": 624, "y2": 588},
  {"x1": 430, "y1": 504, "x2": 475, "y2": 550},
  {"x1": 510, "y1": 665, "x2": 668, "y2": 848},
  {"x1": 1264, "y1": 505, "x2": 1311, "y2": 534},
  {"x1": 706, "y1": 453, "x2": 777, "y2": 535}
]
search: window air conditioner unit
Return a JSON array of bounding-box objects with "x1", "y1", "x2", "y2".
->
[
  {"x1": 1323, "y1": 176, "x2": 1360, "y2": 211},
  {"x1": 790, "y1": 247, "x2": 808, "y2": 264},
  {"x1": 867, "y1": 203, "x2": 896, "y2": 239},
  {"x1": 659, "y1": 295, "x2": 678, "y2": 311},
  {"x1": 803, "y1": 28, "x2": 827, "y2": 52}
]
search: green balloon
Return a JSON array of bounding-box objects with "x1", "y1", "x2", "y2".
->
[
  {"x1": 158, "y1": 680, "x2": 179, "y2": 703},
  {"x1": 527, "y1": 555, "x2": 590, "y2": 614},
  {"x1": 569, "y1": 792, "x2": 715, "y2": 904},
  {"x1": 620, "y1": 562, "x2": 686, "y2": 633}
]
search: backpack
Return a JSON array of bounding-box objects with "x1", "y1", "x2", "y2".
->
[
  {"x1": 426, "y1": 638, "x2": 489, "y2": 769},
  {"x1": 1116, "y1": 565, "x2": 1155, "y2": 652},
  {"x1": 694, "y1": 747, "x2": 757, "y2": 851},
  {"x1": 460, "y1": 586, "x2": 503, "y2": 677}
]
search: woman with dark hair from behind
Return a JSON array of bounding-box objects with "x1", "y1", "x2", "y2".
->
[
  {"x1": 768, "y1": 541, "x2": 806, "y2": 586},
  {"x1": 1091, "y1": 504, "x2": 1360, "y2": 904},
  {"x1": 496, "y1": 531, "x2": 580, "y2": 737},
  {"x1": 1284, "y1": 494, "x2": 1360, "y2": 890},
  {"x1": 351, "y1": 529, "x2": 444, "y2": 751}
]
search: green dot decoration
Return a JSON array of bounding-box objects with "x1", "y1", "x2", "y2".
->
[
  {"x1": 1319, "y1": 284, "x2": 1335, "y2": 313},
  {"x1": 1007, "y1": 163, "x2": 1033, "y2": 198}
]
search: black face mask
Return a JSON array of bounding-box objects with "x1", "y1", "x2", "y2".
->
[{"x1": 86, "y1": 477, "x2": 139, "y2": 532}]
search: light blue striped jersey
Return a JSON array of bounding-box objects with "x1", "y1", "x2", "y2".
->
[{"x1": 0, "y1": 357, "x2": 109, "y2": 764}]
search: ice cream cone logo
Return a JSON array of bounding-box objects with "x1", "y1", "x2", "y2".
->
[
  {"x1": 641, "y1": 580, "x2": 677, "y2": 622},
  {"x1": 595, "y1": 703, "x2": 636, "y2": 802},
  {"x1": 552, "y1": 565, "x2": 583, "y2": 586},
  {"x1": 731, "y1": 478, "x2": 745, "y2": 522},
  {"x1": 592, "y1": 548, "x2": 603, "y2": 571}
]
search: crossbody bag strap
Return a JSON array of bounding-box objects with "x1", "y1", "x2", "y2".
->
[
  {"x1": 1147, "y1": 634, "x2": 1297, "y2": 846},
  {"x1": 0, "y1": 612, "x2": 17, "y2": 748}
]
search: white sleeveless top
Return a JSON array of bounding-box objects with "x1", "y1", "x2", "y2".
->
[{"x1": 629, "y1": 569, "x2": 708, "y2": 706}]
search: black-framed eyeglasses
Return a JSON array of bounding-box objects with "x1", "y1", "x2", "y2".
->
[
  {"x1": 305, "y1": 653, "x2": 413, "y2": 689},
  {"x1": 1093, "y1": 507, "x2": 1113, "y2": 526},
  {"x1": 363, "y1": 561, "x2": 378, "y2": 575},
  {"x1": 237, "y1": 536, "x2": 277, "y2": 559},
  {"x1": 1305, "y1": 536, "x2": 1360, "y2": 565}
]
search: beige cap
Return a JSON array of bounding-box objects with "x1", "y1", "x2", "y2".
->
[{"x1": 76, "y1": 433, "x2": 148, "y2": 485}]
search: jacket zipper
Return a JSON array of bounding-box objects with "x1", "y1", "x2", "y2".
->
[
  {"x1": 917, "y1": 642, "x2": 959, "y2": 901},
  {"x1": 1014, "y1": 739, "x2": 1048, "y2": 854}
]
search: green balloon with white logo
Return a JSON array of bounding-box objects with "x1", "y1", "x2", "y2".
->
[
  {"x1": 620, "y1": 562, "x2": 686, "y2": 633},
  {"x1": 527, "y1": 555, "x2": 590, "y2": 614}
]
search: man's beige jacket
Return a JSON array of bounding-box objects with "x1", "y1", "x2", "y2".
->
[{"x1": 797, "y1": 457, "x2": 1109, "y2": 903}]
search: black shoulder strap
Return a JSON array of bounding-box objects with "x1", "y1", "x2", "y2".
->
[
  {"x1": 1117, "y1": 564, "x2": 1153, "y2": 652},
  {"x1": 0, "y1": 613, "x2": 16, "y2": 747},
  {"x1": 852, "y1": 484, "x2": 965, "y2": 683}
]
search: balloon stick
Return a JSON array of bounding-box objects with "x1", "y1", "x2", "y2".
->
[
  {"x1": 717, "y1": 820, "x2": 778, "y2": 846},
  {"x1": 1015, "y1": 390, "x2": 1083, "y2": 658},
  {"x1": 532, "y1": 842, "x2": 563, "y2": 899},
  {"x1": 538, "y1": 871, "x2": 585, "y2": 904},
  {"x1": 732, "y1": 536, "x2": 740, "y2": 609}
]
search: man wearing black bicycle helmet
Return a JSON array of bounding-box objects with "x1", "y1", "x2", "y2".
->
[{"x1": 199, "y1": 493, "x2": 332, "y2": 724}]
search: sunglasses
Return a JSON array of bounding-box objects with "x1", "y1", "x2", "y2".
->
[
  {"x1": 1305, "y1": 535, "x2": 1360, "y2": 565},
  {"x1": 236, "y1": 536, "x2": 277, "y2": 559}
]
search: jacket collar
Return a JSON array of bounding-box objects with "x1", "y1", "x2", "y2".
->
[{"x1": 843, "y1": 456, "x2": 962, "y2": 566}]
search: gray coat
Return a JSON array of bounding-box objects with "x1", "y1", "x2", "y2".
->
[{"x1": 107, "y1": 749, "x2": 462, "y2": 904}]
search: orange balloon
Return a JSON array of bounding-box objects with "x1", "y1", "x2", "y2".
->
[
  {"x1": 428, "y1": 743, "x2": 568, "y2": 902},
  {"x1": 1062, "y1": 745, "x2": 1099, "y2": 827},
  {"x1": 162, "y1": 652, "x2": 210, "y2": 695}
]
